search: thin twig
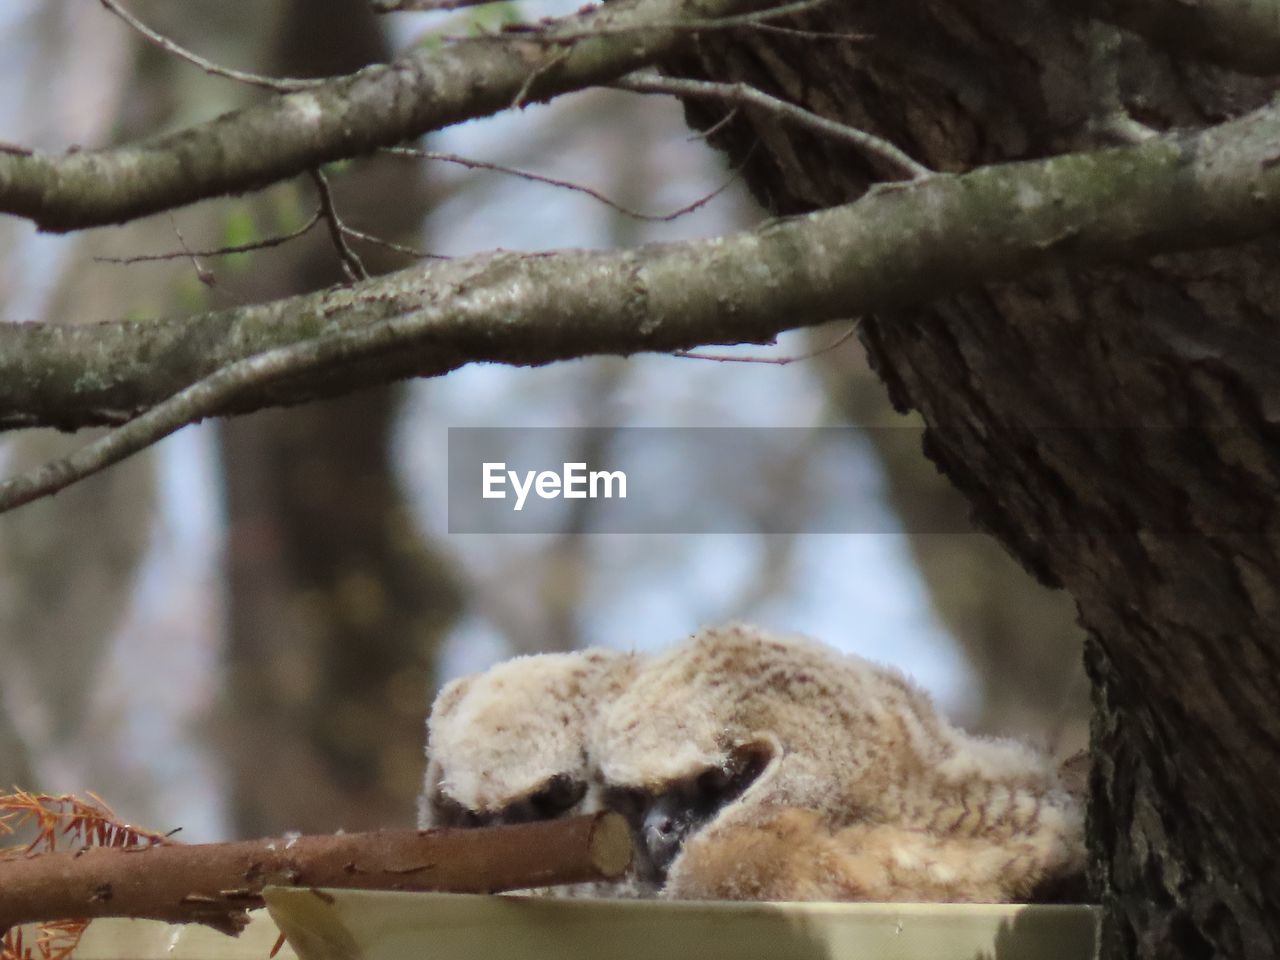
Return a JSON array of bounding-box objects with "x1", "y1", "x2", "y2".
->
[
  {"x1": 340, "y1": 224, "x2": 451, "y2": 261},
  {"x1": 97, "y1": 0, "x2": 323, "y2": 92},
  {"x1": 93, "y1": 210, "x2": 324, "y2": 265},
  {"x1": 614, "y1": 71, "x2": 933, "y2": 180},
  {"x1": 170, "y1": 218, "x2": 216, "y2": 287},
  {"x1": 444, "y1": 0, "x2": 834, "y2": 43},
  {"x1": 674, "y1": 319, "x2": 860, "y2": 365},
  {"x1": 687, "y1": 107, "x2": 740, "y2": 142},
  {"x1": 747, "y1": 22, "x2": 869, "y2": 40},
  {"x1": 512, "y1": 47, "x2": 574, "y2": 110},
  {"x1": 679, "y1": 0, "x2": 835, "y2": 29},
  {"x1": 309, "y1": 170, "x2": 369, "y2": 282},
  {"x1": 383, "y1": 146, "x2": 728, "y2": 222},
  {"x1": 373, "y1": 0, "x2": 501, "y2": 11}
]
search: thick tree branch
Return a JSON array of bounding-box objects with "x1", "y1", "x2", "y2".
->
[
  {"x1": 0, "y1": 0, "x2": 780, "y2": 233},
  {"x1": 0, "y1": 814, "x2": 632, "y2": 934},
  {"x1": 1062, "y1": 0, "x2": 1280, "y2": 75},
  {"x1": 6, "y1": 100, "x2": 1280, "y2": 508}
]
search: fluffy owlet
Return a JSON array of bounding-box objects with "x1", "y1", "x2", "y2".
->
[
  {"x1": 419, "y1": 648, "x2": 639, "y2": 828},
  {"x1": 417, "y1": 647, "x2": 644, "y2": 896},
  {"x1": 595, "y1": 624, "x2": 1085, "y2": 902},
  {"x1": 419, "y1": 625, "x2": 1086, "y2": 903}
]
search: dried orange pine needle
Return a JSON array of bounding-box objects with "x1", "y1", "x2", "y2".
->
[{"x1": 1, "y1": 791, "x2": 172, "y2": 960}]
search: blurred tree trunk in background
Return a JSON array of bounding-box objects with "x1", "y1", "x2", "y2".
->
[
  {"x1": 0, "y1": 693, "x2": 33, "y2": 791},
  {"x1": 817, "y1": 341, "x2": 1088, "y2": 750},
  {"x1": 0, "y1": 1, "x2": 166, "y2": 798},
  {"x1": 218, "y1": 0, "x2": 461, "y2": 836}
]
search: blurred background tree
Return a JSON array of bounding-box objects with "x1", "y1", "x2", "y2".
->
[{"x1": 215, "y1": 0, "x2": 462, "y2": 838}]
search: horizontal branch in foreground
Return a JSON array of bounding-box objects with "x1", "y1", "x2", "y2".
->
[
  {"x1": 4, "y1": 101, "x2": 1280, "y2": 438},
  {"x1": 0, "y1": 813, "x2": 632, "y2": 934},
  {"x1": 0, "y1": 0, "x2": 776, "y2": 233},
  {"x1": 8, "y1": 99, "x2": 1280, "y2": 508},
  {"x1": 1069, "y1": 0, "x2": 1280, "y2": 75}
]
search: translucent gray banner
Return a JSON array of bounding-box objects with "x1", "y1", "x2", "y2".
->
[{"x1": 447, "y1": 427, "x2": 961, "y2": 534}]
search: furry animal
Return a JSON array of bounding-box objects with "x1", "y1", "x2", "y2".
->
[
  {"x1": 419, "y1": 647, "x2": 638, "y2": 828},
  {"x1": 420, "y1": 625, "x2": 1086, "y2": 903},
  {"x1": 417, "y1": 646, "x2": 644, "y2": 897}
]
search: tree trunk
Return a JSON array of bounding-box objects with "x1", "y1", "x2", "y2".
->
[
  {"x1": 679, "y1": 3, "x2": 1280, "y2": 957},
  {"x1": 817, "y1": 343, "x2": 1087, "y2": 745},
  {"x1": 218, "y1": 0, "x2": 461, "y2": 836}
]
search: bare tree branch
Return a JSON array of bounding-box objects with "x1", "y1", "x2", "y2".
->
[
  {"x1": 674, "y1": 321, "x2": 860, "y2": 365},
  {"x1": 614, "y1": 71, "x2": 933, "y2": 180},
  {"x1": 309, "y1": 169, "x2": 369, "y2": 282},
  {"x1": 341, "y1": 224, "x2": 450, "y2": 261},
  {"x1": 457, "y1": 0, "x2": 837, "y2": 44},
  {"x1": 93, "y1": 210, "x2": 325, "y2": 264},
  {"x1": 0, "y1": 0, "x2": 784, "y2": 233},
  {"x1": 384, "y1": 146, "x2": 733, "y2": 222},
  {"x1": 0, "y1": 814, "x2": 633, "y2": 933},
  {"x1": 2, "y1": 101, "x2": 1280, "y2": 511},
  {"x1": 97, "y1": 0, "x2": 323, "y2": 91},
  {"x1": 687, "y1": 107, "x2": 740, "y2": 141},
  {"x1": 373, "y1": 0, "x2": 504, "y2": 10}
]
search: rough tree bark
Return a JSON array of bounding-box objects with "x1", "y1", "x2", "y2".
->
[
  {"x1": 677, "y1": 2, "x2": 1279, "y2": 958},
  {"x1": 817, "y1": 350, "x2": 1087, "y2": 744}
]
